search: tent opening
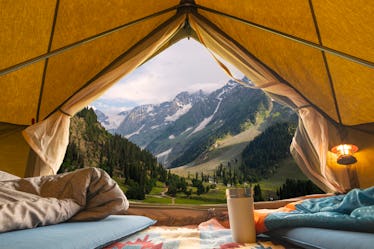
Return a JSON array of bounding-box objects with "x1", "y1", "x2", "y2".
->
[
  {"x1": 1, "y1": 0, "x2": 373, "y2": 199},
  {"x1": 1, "y1": 2, "x2": 373, "y2": 245},
  {"x1": 55, "y1": 38, "x2": 324, "y2": 205}
]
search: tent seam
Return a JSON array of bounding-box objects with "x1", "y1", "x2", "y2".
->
[
  {"x1": 0, "y1": 5, "x2": 179, "y2": 77},
  {"x1": 191, "y1": 12, "x2": 342, "y2": 128},
  {"x1": 36, "y1": 0, "x2": 60, "y2": 123},
  {"x1": 308, "y1": 0, "x2": 343, "y2": 125},
  {"x1": 44, "y1": 13, "x2": 185, "y2": 120},
  {"x1": 195, "y1": 4, "x2": 374, "y2": 69}
]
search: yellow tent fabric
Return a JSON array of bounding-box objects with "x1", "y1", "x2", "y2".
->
[{"x1": 0, "y1": 1, "x2": 373, "y2": 192}]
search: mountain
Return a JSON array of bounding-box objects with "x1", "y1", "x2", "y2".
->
[
  {"x1": 60, "y1": 107, "x2": 168, "y2": 199},
  {"x1": 94, "y1": 108, "x2": 110, "y2": 127},
  {"x1": 241, "y1": 122, "x2": 297, "y2": 181},
  {"x1": 114, "y1": 90, "x2": 205, "y2": 148},
  {"x1": 93, "y1": 108, "x2": 128, "y2": 131},
  {"x1": 113, "y1": 78, "x2": 297, "y2": 168}
]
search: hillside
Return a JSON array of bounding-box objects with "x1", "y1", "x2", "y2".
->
[
  {"x1": 60, "y1": 108, "x2": 168, "y2": 200},
  {"x1": 171, "y1": 119, "x2": 322, "y2": 200},
  {"x1": 171, "y1": 120, "x2": 261, "y2": 177},
  {"x1": 110, "y1": 78, "x2": 277, "y2": 168},
  {"x1": 89, "y1": 78, "x2": 322, "y2": 200},
  {"x1": 171, "y1": 99, "x2": 297, "y2": 178},
  {"x1": 241, "y1": 121, "x2": 297, "y2": 181},
  {"x1": 65, "y1": 107, "x2": 320, "y2": 203}
]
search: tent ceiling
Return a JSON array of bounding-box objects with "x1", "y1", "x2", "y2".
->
[
  {"x1": 40, "y1": 12, "x2": 173, "y2": 120},
  {"x1": 196, "y1": 0, "x2": 320, "y2": 43},
  {"x1": 50, "y1": 0, "x2": 179, "y2": 50},
  {"x1": 0, "y1": 1, "x2": 178, "y2": 125},
  {"x1": 0, "y1": 0, "x2": 373, "y2": 189},
  {"x1": 312, "y1": 0, "x2": 374, "y2": 62},
  {"x1": 0, "y1": 0, "x2": 56, "y2": 70},
  {"x1": 198, "y1": 10, "x2": 339, "y2": 122},
  {"x1": 0, "y1": 0, "x2": 373, "y2": 127}
]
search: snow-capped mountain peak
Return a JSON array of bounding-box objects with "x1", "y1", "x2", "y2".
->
[
  {"x1": 96, "y1": 77, "x2": 281, "y2": 168},
  {"x1": 114, "y1": 90, "x2": 207, "y2": 143},
  {"x1": 94, "y1": 109, "x2": 127, "y2": 130}
]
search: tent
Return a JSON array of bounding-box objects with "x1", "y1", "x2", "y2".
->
[{"x1": 1, "y1": 0, "x2": 373, "y2": 193}]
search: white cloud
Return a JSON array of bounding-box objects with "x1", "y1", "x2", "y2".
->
[{"x1": 92, "y1": 38, "x2": 242, "y2": 113}]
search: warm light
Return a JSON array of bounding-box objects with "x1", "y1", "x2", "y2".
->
[{"x1": 331, "y1": 144, "x2": 359, "y2": 165}]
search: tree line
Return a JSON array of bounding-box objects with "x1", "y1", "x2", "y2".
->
[
  {"x1": 61, "y1": 108, "x2": 323, "y2": 202},
  {"x1": 277, "y1": 179, "x2": 324, "y2": 199},
  {"x1": 240, "y1": 122, "x2": 296, "y2": 181},
  {"x1": 60, "y1": 107, "x2": 167, "y2": 200}
]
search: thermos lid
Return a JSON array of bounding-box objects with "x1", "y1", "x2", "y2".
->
[{"x1": 226, "y1": 188, "x2": 252, "y2": 198}]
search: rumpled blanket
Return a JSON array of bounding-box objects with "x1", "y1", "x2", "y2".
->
[
  {"x1": 0, "y1": 167, "x2": 129, "y2": 233},
  {"x1": 255, "y1": 186, "x2": 374, "y2": 233}
]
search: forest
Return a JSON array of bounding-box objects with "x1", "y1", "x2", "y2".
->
[
  {"x1": 61, "y1": 108, "x2": 322, "y2": 202},
  {"x1": 241, "y1": 122, "x2": 297, "y2": 181},
  {"x1": 59, "y1": 108, "x2": 167, "y2": 200}
]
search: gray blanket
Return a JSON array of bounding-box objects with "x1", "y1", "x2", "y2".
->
[{"x1": 0, "y1": 168, "x2": 129, "y2": 233}]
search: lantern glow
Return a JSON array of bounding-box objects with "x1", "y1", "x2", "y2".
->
[{"x1": 331, "y1": 144, "x2": 358, "y2": 165}]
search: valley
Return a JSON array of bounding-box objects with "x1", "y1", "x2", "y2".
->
[
  {"x1": 61, "y1": 78, "x2": 322, "y2": 205},
  {"x1": 171, "y1": 122, "x2": 262, "y2": 177}
]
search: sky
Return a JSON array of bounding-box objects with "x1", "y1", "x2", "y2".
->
[{"x1": 91, "y1": 38, "x2": 242, "y2": 115}]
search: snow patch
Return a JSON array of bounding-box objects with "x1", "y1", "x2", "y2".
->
[
  {"x1": 165, "y1": 103, "x2": 192, "y2": 122},
  {"x1": 147, "y1": 105, "x2": 154, "y2": 113},
  {"x1": 124, "y1": 124, "x2": 145, "y2": 139},
  {"x1": 191, "y1": 116, "x2": 213, "y2": 134},
  {"x1": 88, "y1": 105, "x2": 96, "y2": 111},
  {"x1": 156, "y1": 148, "x2": 172, "y2": 158},
  {"x1": 151, "y1": 125, "x2": 160, "y2": 129},
  {"x1": 104, "y1": 114, "x2": 126, "y2": 130},
  {"x1": 168, "y1": 135, "x2": 175, "y2": 139},
  {"x1": 191, "y1": 88, "x2": 225, "y2": 135},
  {"x1": 182, "y1": 127, "x2": 193, "y2": 134}
]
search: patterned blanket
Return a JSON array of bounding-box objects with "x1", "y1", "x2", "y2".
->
[{"x1": 105, "y1": 219, "x2": 285, "y2": 249}]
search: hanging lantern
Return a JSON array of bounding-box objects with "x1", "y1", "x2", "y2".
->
[{"x1": 331, "y1": 144, "x2": 359, "y2": 165}]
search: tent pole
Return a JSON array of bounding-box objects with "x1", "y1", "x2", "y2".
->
[
  {"x1": 0, "y1": 5, "x2": 180, "y2": 77},
  {"x1": 44, "y1": 14, "x2": 185, "y2": 120},
  {"x1": 36, "y1": 0, "x2": 60, "y2": 123},
  {"x1": 191, "y1": 12, "x2": 350, "y2": 129},
  {"x1": 195, "y1": 5, "x2": 374, "y2": 69},
  {"x1": 3, "y1": 2, "x2": 371, "y2": 76},
  {"x1": 308, "y1": 0, "x2": 343, "y2": 125}
]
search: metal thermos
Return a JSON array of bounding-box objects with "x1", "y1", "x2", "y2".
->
[{"x1": 226, "y1": 188, "x2": 256, "y2": 243}]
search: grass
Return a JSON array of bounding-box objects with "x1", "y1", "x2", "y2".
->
[
  {"x1": 259, "y1": 158, "x2": 308, "y2": 199},
  {"x1": 174, "y1": 198, "x2": 221, "y2": 205},
  {"x1": 113, "y1": 176, "x2": 128, "y2": 193},
  {"x1": 137, "y1": 183, "x2": 228, "y2": 205},
  {"x1": 140, "y1": 196, "x2": 173, "y2": 204},
  {"x1": 116, "y1": 158, "x2": 308, "y2": 205},
  {"x1": 259, "y1": 158, "x2": 307, "y2": 190},
  {"x1": 172, "y1": 159, "x2": 308, "y2": 204},
  {"x1": 139, "y1": 195, "x2": 223, "y2": 205},
  {"x1": 171, "y1": 125, "x2": 261, "y2": 177},
  {"x1": 149, "y1": 181, "x2": 165, "y2": 195},
  {"x1": 199, "y1": 187, "x2": 226, "y2": 201}
]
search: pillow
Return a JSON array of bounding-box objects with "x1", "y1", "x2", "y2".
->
[
  {"x1": 0, "y1": 170, "x2": 20, "y2": 181},
  {"x1": 0, "y1": 215, "x2": 156, "y2": 249}
]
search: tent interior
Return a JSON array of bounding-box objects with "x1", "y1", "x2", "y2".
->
[{"x1": 1, "y1": 1, "x2": 373, "y2": 248}]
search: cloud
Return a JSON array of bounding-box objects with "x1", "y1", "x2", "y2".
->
[{"x1": 92, "y1": 38, "x2": 242, "y2": 113}]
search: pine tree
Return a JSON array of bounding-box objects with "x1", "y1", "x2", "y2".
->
[{"x1": 253, "y1": 184, "x2": 264, "y2": 201}]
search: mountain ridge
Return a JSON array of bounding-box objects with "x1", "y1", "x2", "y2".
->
[{"x1": 96, "y1": 78, "x2": 295, "y2": 168}]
